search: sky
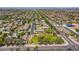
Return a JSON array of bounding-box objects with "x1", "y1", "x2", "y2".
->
[{"x1": 0, "y1": 0, "x2": 79, "y2": 7}]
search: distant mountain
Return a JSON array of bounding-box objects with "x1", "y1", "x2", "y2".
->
[{"x1": 0, "y1": 7, "x2": 79, "y2": 10}]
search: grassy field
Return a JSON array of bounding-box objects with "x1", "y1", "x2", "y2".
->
[{"x1": 31, "y1": 33, "x2": 64, "y2": 45}]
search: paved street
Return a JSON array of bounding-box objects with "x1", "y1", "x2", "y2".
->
[{"x1": 53, "y1": 22, "x2": 79, "y2": 51}]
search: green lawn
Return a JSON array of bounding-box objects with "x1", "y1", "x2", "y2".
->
[
  {"x1": 31, "y1": 33, "x2": 64, "y2": 45},
  {"x1": 31, "y1": 35, "x2": 38, "y2": 44}
]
